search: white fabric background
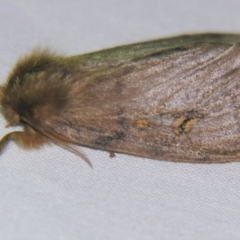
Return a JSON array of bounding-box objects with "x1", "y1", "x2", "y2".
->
[{"x1": 0, "y1": 1, "x2": 240, "y2": 239}]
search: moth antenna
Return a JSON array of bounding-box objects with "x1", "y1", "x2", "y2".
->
[
  {"x1": 26, "y1": 125, "x2": 93, "y2": 167},
  {"x1": 55, "y1": 141, "x2": 93, "y2": 168}
]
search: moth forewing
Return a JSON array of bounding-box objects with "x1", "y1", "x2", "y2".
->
[{"x1": 1, "y1": 33, "x2": 240, "y2": 164}]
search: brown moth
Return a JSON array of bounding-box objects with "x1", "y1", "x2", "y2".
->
[{"x1": 1, "y1": 33, "x2": 240, "y2": 164}]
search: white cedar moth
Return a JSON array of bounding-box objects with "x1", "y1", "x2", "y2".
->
[{"x1": 1, "y1": 33, "x2": 240, "y2": 164}]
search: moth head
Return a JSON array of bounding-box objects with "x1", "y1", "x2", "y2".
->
[
  {"x1": 0, "y1": 49, "x2": 68, "y2": 127},
  {"x1": 0, "y1": 85, "x2": 21, "y2": 127}
]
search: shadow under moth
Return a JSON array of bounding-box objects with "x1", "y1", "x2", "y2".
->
[{"x1": 1, "y1": 33, "x2": 240, "y2": 164}]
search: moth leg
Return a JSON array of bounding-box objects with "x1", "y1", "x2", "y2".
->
[
  {"x1": 109, "y1": 151, "x2": 116, "y2": 158},
  {"x1": 0, "y1": 125, "x2": 50, "y2": 153}
]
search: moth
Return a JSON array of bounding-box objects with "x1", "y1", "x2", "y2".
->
[{"x1": 1, "y1": 33, "x2": 240, "y2": 164}]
